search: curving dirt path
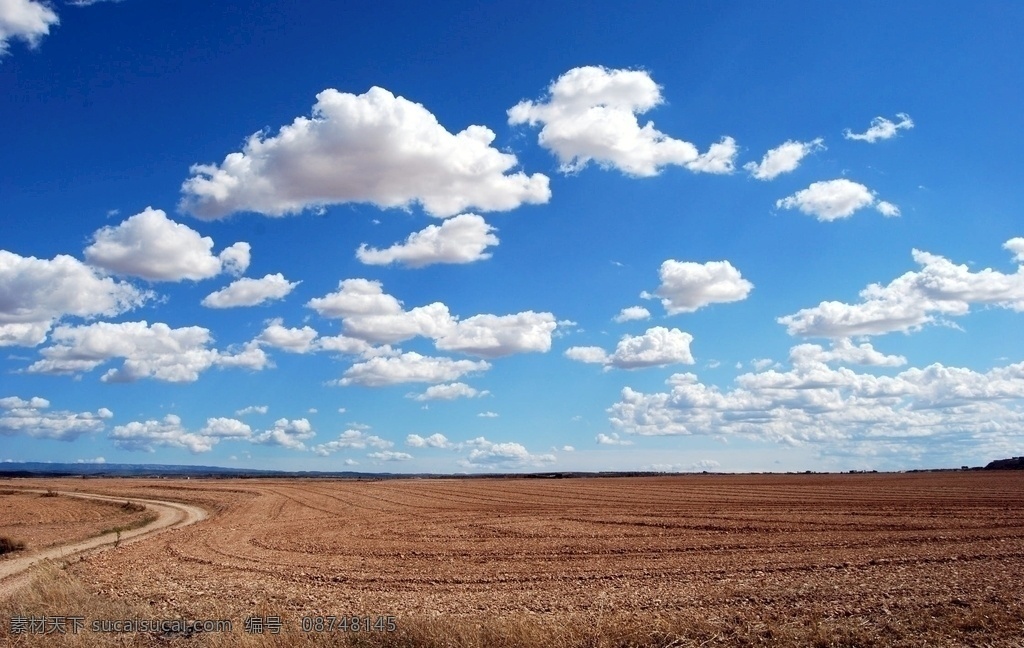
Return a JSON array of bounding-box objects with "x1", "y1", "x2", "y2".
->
[{"x1": 0, "y1": 489, "x2": 207, "y2": 598}]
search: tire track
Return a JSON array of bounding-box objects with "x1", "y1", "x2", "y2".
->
[{"x1": 0, "y1": 488, "x2": 207, "y2": 598}]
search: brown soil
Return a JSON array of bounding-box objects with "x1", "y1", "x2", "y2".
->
[
  {"x1": 0, "y1": 487, "x2": 153, "y2": 553},
  {"x1": 3, "y1": 472, "x2": 1023, "y2": 646}
]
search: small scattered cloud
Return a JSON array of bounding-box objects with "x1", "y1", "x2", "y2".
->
[
  {"x1": 406, "y1": 433, "x2": 451, "y2": 449},
  {"x1": 368, "y1": 450, "x2": 413, "y2": 462},
  {"x1": 744, "y1": 138, "x2": 825, "y2": 180},
  {"x1": 257, "y1": 319, "x2": 319, "y2": 354},
  {"x1": 338, "y1": 352, "x2": 490, "y2": 387},
  {"x1": 312, "y1": 429, "x2": 392, "y2": 456},
  {"x1": 775, "y1": 179, "x2": 897, "y2": 221},
  {"x1": 477, "y1": 411, "x2": 499, "y2": 418},
  {"x1": 613, "y1": 306, "x2": 650, "y2": 323},
  {"x1": 202, "y1": 273, "x2": 299, "y2": 308},
  {"x1": 235, "y1": 405, "x2": 268, "y2": 416},
  {"x1": 596, "y1": 432, "x2": 633, "y2": 446},
  {"x1": 84, "y1": 207, "x2": 250, "y2": 281},
  {"x1": 566, "y1": 326, "x2": 695, "y2": 370},
  {"x1": 508, "y1": 66, "x2": 736, "y2": 177},
  {"x1": 843, "y1": 113, "x2": 914, "y2": 143},
  {"x1": 253, "y1": 418, "x2": 314, "y2": 451},
  {"x1": 409, "y1": 382, "x2": 489, "y2": 401},
  {"x1": 356, "y1": 213, "x2": 499, "y2": 267},
  {"x1": 457, "y1": 436, "x2": 555, "y2": 468},
  {"x1": 642, "y1": 259, "x2": 753, "y2": 314}
]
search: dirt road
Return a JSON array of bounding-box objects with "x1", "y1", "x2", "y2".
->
[{"x1": 0, "y1": 489, "x2": 207, "y2": 598}]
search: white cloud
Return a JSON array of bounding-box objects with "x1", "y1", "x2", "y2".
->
[
  {"x1": 109, "y1": 414, "x2": 251, "y2": 454},
  {"x1": 202, "y1": 273, "x2": 299, "y2": 308},
  {"x1": 406, "y1": 433, "x2": 451, "y2": 448},
  {"x1": 0, "y1": 396, "x2": 112, "y2": 441},
  {"x1": 566, "y1": 326, "x2": 695, "y2": 370},
  {"x1": 789, "y1": 339, "x2": 906, "y2": 368},
  {"x1": 339, "y1": 352, "x2": 490, "y2": 387},
  {"x1": 613, "y1": 306, "x2": 650, "y2": 323},
  {"x1": 307, "y1": 279, "x2": 454, "y2": 345},
  {"x1": 778, "y1": 241, "x2": 1024, "y2": 337},
  {"x1": 564, "y1": 346, "x2": 610, "y2": 364},
  {"x1": 180, "y1": 87, "x2": 550, "y2": 219},
  {"x1": 235, "y1": 405, "x2": 268, "y2": 416},
  {"x1": 215, "y1": 340, "x2": 271, "y2": 371},
  {"x1": 843, "y1": 113, "x2": 914, "y2": 143},
  {"x1": 315, "y1": 334, "x2": 377, "y2": 357},
  {"x1": 775, "y1": 179, "x2": 896, "y2": 221},
  {"x1": 457, "y1": 436, "x2": 555, "y2": 468},
  {"x1": 0, "y1": 250, "x2": 149, "y2": 347},
  {"x1": 84, "y1": 207, "x2": 250, "y2": 281},
  {"x1": 253, "y1": 417, "x2": 315, "y2": 450},
  {"x1": 561, "y1": 445, "x2": 575, "y2": 452},
  {"x1": 356, "y1": 213, "x2": 498, "y2": 267},
  {"x1": 477, "y1": 411, "x2": 499, "y2": 418},
  {"x1": 435, "y1": 311, "x2": 557, "y2": 358},
  {"x1": 607, "y1": 350, "x2": 1024, "y2": 465},
  {"x1": 26, "y1": 320, "x2": 269, "y2": 382},
  {"x1": 67, "y1": 0, "x2": 124, "y2": 5},
  {"x1": 0, "y1": 0, "x2": 58, "y2": 56},
  {"x1": 409, "y1": 382, "x2": 488, "y2": 401},
  {"x1": 108, "y1": 414, "x2": 260, "y2": 453},
  {"x1": 308, "y1": 278, "x2": 558, "y2": 356},
  {"x1": 743, "y1": 138, "x2": 825, "y2": 180},
  {"x1": 368, "y1": 450, "x2": 413, "y2": 462},
  {"x1": 199, "y1": 417, "x2": 253, "y2": 439},
  {"x1": 312, "y1": 429, "x2": 392, "y2": 456},
  {"x1": 641, "y1": 259, "x2": 753, "y2": 314},
  {"x1": 875, "y1": 201, "x2": 901, "y2": 218},
  {"x1": 257, "y1": 319, "x2": 319, "y2": 354},
  {"x1": 608, "y1": 327, "x2": 695, "y2": 369},
  {"x1": 596, "y1": 432, "x2": 632, "y2": 445},
  {"x1": 508, "y1": 66, "x2": 737, "y2": 177},
  {"x1": 1006, "y1": 238, "x2": 1024, "y2": 263}
]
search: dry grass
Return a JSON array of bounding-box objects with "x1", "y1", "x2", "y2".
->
[
  {"x1": 2, "y1": 565, "x2": 1022, "y2": 647},
  {"x1": 0, "y1": 536, "x2": 27, "y2": 555}
]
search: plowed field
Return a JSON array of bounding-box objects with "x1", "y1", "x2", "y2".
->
[
  {"x1": 0, "y1": 487, "x2": 152, "y2": 553},
  {"x1": 3, "y1": 472, "x2": 1023, "y2": 646}
]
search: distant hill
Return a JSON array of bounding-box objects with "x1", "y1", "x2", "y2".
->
[
  {"x1": 0, "y1": 461, "x2": 380, "y2": 479},
  {"x1": 984, "y1": 457, "x2": 1024, "y2": 470},
  {"x1": 0, "y1": 462, "x2": 671, "y2": 480}
]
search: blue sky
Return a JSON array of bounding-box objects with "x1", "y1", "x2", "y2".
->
[{"x1": 2, "y1": 1, "x2": 1023, "y2": 473}]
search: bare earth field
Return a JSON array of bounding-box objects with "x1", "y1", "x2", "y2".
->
[
  {"x1": 0, "y1": 487, "x2": 153, "y2": 553},
  {"x1": 1, "y1": 472, "x2": 1022, "y2": 647}
]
